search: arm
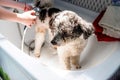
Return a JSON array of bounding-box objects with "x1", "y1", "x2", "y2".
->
[
  {"x1": 0, "y1": 7, "x2": 36, "y2": 27},
  {"x1": 0, "y1": 0, "x2": 32, "y2": 11}
]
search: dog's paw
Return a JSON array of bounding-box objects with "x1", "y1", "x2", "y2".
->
[
  {"x1": 71, "y1": 64, "x2": 81, "y2": 70},
  {"x1": 75, "y1": 65, "x2": 81, "y2": 69},
  {"x1": 34, "y1": 53, "x2": 40, "y2": 57}
]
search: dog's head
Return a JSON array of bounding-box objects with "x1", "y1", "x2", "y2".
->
[
  {"x1": 34, "y1": 0, "x2": 53, "y2": 9},
  {"x1": 49, "y1": 10, "x2": 94, "y2": 46},
  {"x1": 38, "y1": 7, "x2": 61, "y2": 22},
  {"x1": 34, "y1": 0, "x2": 61, "y2": 22}
]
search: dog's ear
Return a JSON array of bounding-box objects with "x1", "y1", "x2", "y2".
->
[
  {"x1": 48, "y1": 8, "x2": 61, "y2": 17},
  {"x1": 34, "y1": 0, "x2": 41, "y2": 7},
  {"x1": 49, "y1": 15, "x2": 55, "y2": 28},
  {"x1": 72, "y1": 23, "x2": 94, "y2": 39},
  {"x1": 72, "y1": 25, "x2": 83, "y2": 38},
  {"x1": 39, "y1": 9, "x2": 47, "y2": 22},
  {"x1": 81, "y1": 23, "x2": 94, "y2": 39},
  {"x1": 39, "y1": 8, "x2": 61, "y2": 22},
  {"x1": 35, "y1": 0, "x2": 53, "y2": 9},
  {"x1": 49, "y1": 13, "x2": 60, "y2": 29}
]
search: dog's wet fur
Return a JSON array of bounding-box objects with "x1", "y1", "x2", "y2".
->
[{"x1": 34, "y1": 0, "x2": 94, "y2": 70}]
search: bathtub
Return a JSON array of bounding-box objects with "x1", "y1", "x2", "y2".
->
[{"x1": 0, "y1": 0, "x2": 120, "y2": 80}]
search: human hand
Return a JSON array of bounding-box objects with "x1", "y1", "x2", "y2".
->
[
  {"x1": 17, "y1": 10, "x2": 36, "y2": 28},
  {"x1": 24, "y1": 3, "x2": 33, "y2": 11}
]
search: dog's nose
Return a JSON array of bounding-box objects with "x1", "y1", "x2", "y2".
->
[{"x1": 51, "y1": 40, "x2": 57, "y2": 45}]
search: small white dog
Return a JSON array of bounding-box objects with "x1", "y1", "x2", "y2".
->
[{"x1": 34, "y1": 0, "x2": 94, "y2": 70}]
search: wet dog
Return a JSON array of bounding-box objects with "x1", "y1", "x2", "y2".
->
[
  {"x1": 34, "y1": 0, "x2": 61, "y2": 57},
  {"x1": 34, "y1": 0, "x2": 94, "y2": 70}
]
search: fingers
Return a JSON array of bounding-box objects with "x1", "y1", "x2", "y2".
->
[
  {"x1": 28, "y1": 10, "x2": 37, "y2": 19},
  {"x1": 32, "y1": 19, "x2": 36, "y2": 24},
  {"x1": 27, "y1": 10, "x2": 37, "y2": 24},
  {"x1": 19, "y1": 10, "x2": 37, "y2": 28},
  {"x1": 28, "y1": 19, "x2": 36, "y2": 28},
  {"x1": 29, "y1": 10, "x2": 36, "y2": 14},
  {"x1": 30, "y1": 15, "x2": 37, "y2": 19},
  {"x1": 31, "y1": 10, "x2": 36, "y2": 15}
]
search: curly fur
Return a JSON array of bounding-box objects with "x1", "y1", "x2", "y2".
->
[
  {"x1": 34, "y1": 0, "x2": 94, "y2": 70},
  {"x1": 49, "y1": 11, "x2": 94, "y2": 69}
]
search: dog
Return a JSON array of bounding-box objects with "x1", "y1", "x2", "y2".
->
[
  {"x1": 34, "y1": 0, "x2": 94, "y2": 70},
  {"x1": 34, "y1": 0, "x2": 61, "y2": 57}
]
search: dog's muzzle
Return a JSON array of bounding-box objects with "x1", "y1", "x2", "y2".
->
[
  {"x1": 51, "y1": 40, "x2": 59, "y2": 49},
  {"x1": 51, "y1": 40, "x2": 57, "y2": 45}
]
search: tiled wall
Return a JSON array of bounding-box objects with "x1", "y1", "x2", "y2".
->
[{"x1": 62, "y1": 0, "x2": 112, "y2": 12}]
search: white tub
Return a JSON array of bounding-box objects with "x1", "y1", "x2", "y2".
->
[{"x1": 0, "y1": 0, "x2": 120, "y2": 80}]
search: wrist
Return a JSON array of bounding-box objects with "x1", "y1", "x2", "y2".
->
[
  {"x1": 14, "y1": 2, "x2": 25, "y2": 11},
  {"x1": 15, "y1": 13, "x2": 24, "y2": 24},
  {"x1": 24, "y1": 3, "x2": 33, "y2": 11},
  {"x1": 20, "y1": 2, "x2": 27, "y2": 11},
  {"x1": 24, "y1": 2, "x2": 27, "y2": 11}
]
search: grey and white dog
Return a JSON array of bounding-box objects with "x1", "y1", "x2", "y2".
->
[{"x1": 34, "y1": 0, "x2": 94, "y2": 70}]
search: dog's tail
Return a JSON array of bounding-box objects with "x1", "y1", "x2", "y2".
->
[{"x1": 34, "y1": 0, "x2": 53, "y2": 9}]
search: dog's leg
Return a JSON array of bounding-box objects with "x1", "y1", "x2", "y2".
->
[
  {"x1": 34, "y1": 27, "x2": 46, "y2": 57},
  {"x1": 59, "y1": 56, "x2": 71, "y2": 70},
  {"x1": 71, "y1": 55, "x2": 81, "y2": 69},
  {"x1": 57, "y1": 52, "x2": 70, "y2": 69},
  {"x1": 64, "y1": 56, "x2": 71, "y2": 70}
]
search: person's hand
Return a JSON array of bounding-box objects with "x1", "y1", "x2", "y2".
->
[
  {"x1": 24, "y1": 3, "x2": 33, "y2": 11},
  {"x1": 17, "y1": 10, "x2": 36, "y2": 28}
]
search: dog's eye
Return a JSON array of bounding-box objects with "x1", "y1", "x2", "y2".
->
[
  {"x1": 62, "y1": 31, "x2": 67, "y2": 36},
  {"x1": 61, "y1": 31, "x2": 68, "y2": 41},
  {"x1": 63, "y1": 31, "x2": 72, "y2": 37},
  {"x1": 62, "y1": 35, "x2": 66, "y2": 41}
]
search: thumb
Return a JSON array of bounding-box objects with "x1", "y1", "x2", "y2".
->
[
  {"x1": 28, "y1": 10, "x2": 36, "y2": 19},
  {"x1": 29, "y1": 10, "x2": 36, "y2": 15}
]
